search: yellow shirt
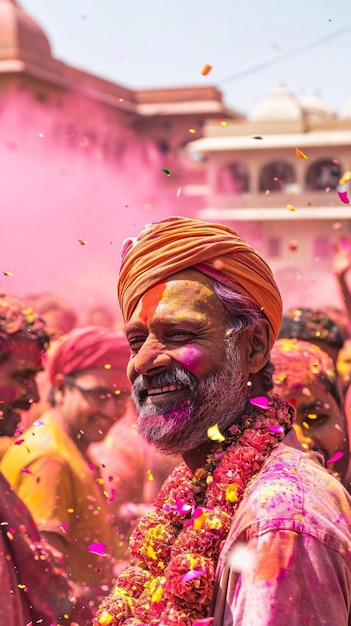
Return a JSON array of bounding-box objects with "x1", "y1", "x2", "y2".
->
[{"x1": 1, "y1": 411, "x2": 116, "y2": 590}]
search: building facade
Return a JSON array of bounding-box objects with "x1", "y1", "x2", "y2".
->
[{"x1": 188, "y1": 85, "x2": 351, "y2": 310}]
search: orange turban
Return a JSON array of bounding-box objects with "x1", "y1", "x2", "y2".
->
[
  {"x1": 118, "y1": 217, "x2": 282, "y2": 346},
  {"x1": 48, "y1": 326, "x2": 130, "y2": 389}
]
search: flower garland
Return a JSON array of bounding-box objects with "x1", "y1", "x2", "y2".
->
[{"x1": 95, "y1": 394, "x2": 293, "y2": 626}]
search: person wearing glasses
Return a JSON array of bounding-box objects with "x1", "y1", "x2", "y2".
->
[{"x1": 0, "y1": 325, "x2": 131, "y2": 620}]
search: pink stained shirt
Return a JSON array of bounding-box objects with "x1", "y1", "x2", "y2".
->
[{"x1": 213, "y1": 429, "x2": 351, "y2": 625}]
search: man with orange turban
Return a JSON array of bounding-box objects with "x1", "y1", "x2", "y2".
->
[
  {"x1": 96, "y1": 217, "x2": 351, "y2": 626},
  {"x1": 1, "y1": 326, "x2": 132, "y2": 621}
]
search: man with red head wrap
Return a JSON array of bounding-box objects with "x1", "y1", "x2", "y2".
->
[
  {"x1": 0, "y1": 296, "x2": 94, "y2": 625},
  {"x1": 94, "y1": 216, "x2": 351, "y2": 626},
  {"x1": 1, "y1": 326, "x2": 131, "y2": 620}
]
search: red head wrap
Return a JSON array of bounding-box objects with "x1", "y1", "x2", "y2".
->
[{"x1": 48, "y1": 326, "x2": 130, "y2": 389}]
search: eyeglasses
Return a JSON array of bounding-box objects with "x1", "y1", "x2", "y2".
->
[{"x1": 64, "y1": 376, "x2": 129, "y2": 406}]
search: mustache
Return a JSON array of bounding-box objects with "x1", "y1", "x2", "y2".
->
[{"x1": 132, "y1": 368, "x2": 198, "y2": 396}]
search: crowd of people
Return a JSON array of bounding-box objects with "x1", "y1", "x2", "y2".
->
[{"x1": 1, "y1": 217, "x2": 351, "y2": 625}]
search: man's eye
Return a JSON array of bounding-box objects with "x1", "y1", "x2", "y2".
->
[
  {"x1": 128, "y1": 337, "x2": 145, "y2": 352},
  {"x1": 15, "y1": 373, "x2": 34, "y2": 382},
  {"x1": 167, "y1": 330, "x2": 194, "y2": 341},
  {"x1": 303, "y1": 412, "x2": 330, "y2": 426}
]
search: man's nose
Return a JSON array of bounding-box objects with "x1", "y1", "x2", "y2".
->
[
  {"x1": 131, "y1": 336, "x2": 172, "y2": 376},
  {"x1": 102, "y1": 396, "x2": 123, "y2": 419}
]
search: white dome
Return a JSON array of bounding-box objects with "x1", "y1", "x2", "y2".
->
[
  {"x1": 249, "y1": 85, "x2": 303, "y2": 122},
  {"x1": 341, "y1": 99, "x2": 351, "y2": 119},
  {"x1": 298, "y1": 94, "x2": 336, "y2": 123}
]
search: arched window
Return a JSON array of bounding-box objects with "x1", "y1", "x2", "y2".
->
[
  {"x1": 259, "y1": 161, "x2": 295, "y2": 192},
  {"x1": 217, "y1": 162, "x2": 249, "y2": 193},
  {"x1": 305, "y1": 159, "x2": 341, "y2": 191}
]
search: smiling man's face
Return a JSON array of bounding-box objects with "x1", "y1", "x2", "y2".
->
[
  {"x1": 0, "y1": 335, "x2": 42, "y2": 437},
  {"x1": 125, "y1": 270, "x2": 253, "y2": 456}
]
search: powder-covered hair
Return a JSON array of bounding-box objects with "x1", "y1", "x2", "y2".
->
[
  {"x1": 213, "y1": 280, "x2": 274, "y2": 392},
  {"x1": 0, "y1": 295, "x2": 49, "y2": 362}
]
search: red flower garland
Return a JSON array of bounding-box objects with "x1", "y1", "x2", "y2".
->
[{"x1": 95, "y1": 394, "x2": 293, "y2": 626}]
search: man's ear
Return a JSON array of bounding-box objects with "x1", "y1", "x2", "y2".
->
[
  {"x1": 245, "y1": 319, "x2": 271, "y2": 374},
  {"x1": 51, "y1": 373, "x2": 66, "y2": 404}
]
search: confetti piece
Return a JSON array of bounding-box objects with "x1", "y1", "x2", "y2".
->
[
  {"x1": 175, "y1": 497, "x2": 192, "y2": 515},
  {"x1": 338, "y1": 191, "x2": 350, "y2": 204},
  {"x1": 147, "y1": 469, "x2": 154, "y2": 481},
  {"x1": 21, "y1": 468, "x2": 32, "y2": 474},
  {"x1": 3, "y1": 271, "x2": 12, "y2": 276},
  {"x1": 228, "y1": 542, "x2": 254, "y2": 573},
  {"x1": 207, "y1": 423, "x2": 225, "y2": 442},
  {"x1": 288, "y1": 239, "x2": 298, "y2": 251},
  {"x1": 286, "y1": 204, "x2": 295, "y2": 211},
  {"x1": 250, "y1": 396, "x2": 269, "y2": 409},
  {"x1": 219, "y1": 120, "x2": 227, "y2": 127},
  {"x1": 78, "y1": 239, "x2": 88, "y2": 245},
  {"x1": 189, "y1": 128, "x2": 196, "y2": 134},
  {"x1": 15, "y1": 439, "x2": 25, "y2": 445},
  {"x1": 103, "y1": 363, "x2": 112, "y2": 369},
  {"x1": 339, "y1": 171, "x2": 351, "y2": 185},
  {"x1": 213, "y1": 259, "x2": 224, "y2": 270},
  {"x1": 88, "y1": 542, "x2": 107, "y2": 556},
  {"x1": 182, "y1": 569, "x2": 205, "y2": 582},
  {"x1": 295, "y1": 147, "x2": 308, "y2": 159},
  {"x1": 177, "y1": 187, "x2": 182, "y2": 197},
  {"x1": 268, "y1": 425, "x2": 284, "y2": 434},
  {"x1": 193, "y1": 510, "x2": 208, "y2": 530},
  {"x1": 201, "y1": 64, "x2": 212, "y2": 76},
  {"x1": 327, "y1": 451, "x2": 344, "y2": 464},
  {"x1": 252, "y1": 135, "x2": 263, "y2": 140},
  {"x1": 192, "y1": 619, "x2": 214, "y2": 626},
  {"x1": 161, "y1": 168, "x2": 171, "y2": 176}
]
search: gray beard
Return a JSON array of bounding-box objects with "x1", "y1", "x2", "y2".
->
[{"x1": 131, "y1": 337, "x2": 249, "y2": 456}]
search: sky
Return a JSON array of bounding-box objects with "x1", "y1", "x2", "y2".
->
[{"x1": 21, "y1": 0, "x2": 351, "y2": 117}]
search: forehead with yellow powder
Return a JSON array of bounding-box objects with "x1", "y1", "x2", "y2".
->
[{"x1": 136, "y1": 269, "x2": 227, "y2": 326}]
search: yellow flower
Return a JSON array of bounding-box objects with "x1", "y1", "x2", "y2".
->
[
  {"x1": 151, "y1": 586, "x2": 164, "y2": 603},
  {"x1": 98, "y1": 610, "x2": 114, "y2": 625},
  {"x1": 226, "y1": 483, "x2": 239, "y2": 503}
]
